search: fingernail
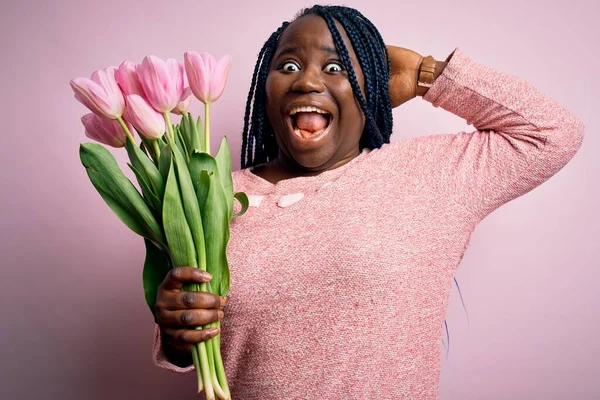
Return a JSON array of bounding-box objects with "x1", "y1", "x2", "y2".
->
[
  {"x1": 209, "y1": 328, "x2": 220, "y2": 335},
  {"x1": 217, "y1": 310, "x2": 224, "y2": 320},
  {"x1": 221, "y1": 297, "x2": 227, "y2": 307},
  {"x1": 195, "y1": 269, "x2": 212, "y2": 279}
]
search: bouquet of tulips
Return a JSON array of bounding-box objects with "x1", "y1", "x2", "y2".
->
[{"x1": 70, "y1": 52, "x2": 249, "y2": 400}]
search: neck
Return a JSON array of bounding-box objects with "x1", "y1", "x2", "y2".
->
[{"x1": 273, "y1": 149, "x2": 361, "y2": 178}]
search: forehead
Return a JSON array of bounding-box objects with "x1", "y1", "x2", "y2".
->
[{"x1": 274, "y1": 14, "x2": 353, "y2": 57}]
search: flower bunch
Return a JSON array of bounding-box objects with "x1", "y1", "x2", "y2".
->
[{"x1": 71, "y1": 52, "x2": 248, "y2": 400}]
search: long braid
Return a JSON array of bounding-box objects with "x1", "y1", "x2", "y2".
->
[
  {"x1": 342, "y1": 7, "x2": 394, "y2": 140},
  {"x1": 331, "y1": 12, "x2": 383, "y2": 146},
  {"x1": 241, "y1": 43, "x2": 269, "y2": 166},
  {"x1": 241, "y1": 22, "x2": 289, "y2": 168}
]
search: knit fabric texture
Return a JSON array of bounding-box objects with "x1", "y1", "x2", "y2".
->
[{"x1": 151, "y1": 48, "x2": 584, "y2": 399}]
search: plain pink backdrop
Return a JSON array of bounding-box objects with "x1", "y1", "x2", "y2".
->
[{"x1": 1, "y1": 0, "x2": 597, "y2": 399}]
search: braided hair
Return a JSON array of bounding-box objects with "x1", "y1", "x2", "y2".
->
[{"x1": 241, "y1": 5, "x2": 394, "y2": 169}]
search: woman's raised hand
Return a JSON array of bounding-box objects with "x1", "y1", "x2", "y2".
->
[
  {"x1": 386, "y1": 45, "x2": 423, "y2": 108},
  {"x1": 155, "y1": 267, "x2": 227, "y2": 354}
]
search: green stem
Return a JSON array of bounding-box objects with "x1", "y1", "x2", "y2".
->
[
  {"x1": 152, "y1": 140, "x2": 161, "y2": 160},
  {"x1": 193, "y1": 281, "x2": 215, "y2": 399},
  {"x1": 212, "y1": 320, "x2": 231, "y2": 398},
  {"x1": 117, "y1": 117, "x2": 136, "y2": 145},
  {"x1": 164, "y1": 112, "x2": 175, "y2": 143},
  {"x1": 204, "y1": 103, "x2": 211, "y2": 155},
  {"x1": 206, "y1": 328, "x2": 228, "y2": 399},
  {"x1": 196, "y1": 341, "x2": 215, "y2": 399},
  {"x1": 191, "y1": 344, "x2": 203, "y2": 393}
]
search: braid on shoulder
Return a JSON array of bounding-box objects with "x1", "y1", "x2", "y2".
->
[{"x1": 241, "y1": 22, "x2": 289, "y2": 169}]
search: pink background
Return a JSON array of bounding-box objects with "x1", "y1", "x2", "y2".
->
[{"x1": 1, "y1": 0, "x2": 598, "y2": 399}]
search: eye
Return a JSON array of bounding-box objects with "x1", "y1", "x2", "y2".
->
[
  {"x1": 324, "y1": 62, "x2": 344, "y2": 73},
  {"x1": 280, "y1": 61, "x2": 300, "y2": 72}
]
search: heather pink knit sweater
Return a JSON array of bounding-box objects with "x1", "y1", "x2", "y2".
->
[{"x1": 152, "y1": 48, "x2": 584, "y2": 399}]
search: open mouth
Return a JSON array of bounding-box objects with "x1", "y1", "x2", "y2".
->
[{"x1": 288, "y1": 106, "x2": 332, "y2": 139}]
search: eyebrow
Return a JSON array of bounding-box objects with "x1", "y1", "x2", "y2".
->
[{"x1": 276, "y1": 46, "x2": 339, "y2": 58}]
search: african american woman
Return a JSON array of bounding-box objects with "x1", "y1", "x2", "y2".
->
[{"x1": 151, "y1": 5, "x2": 584, "y2": 399}]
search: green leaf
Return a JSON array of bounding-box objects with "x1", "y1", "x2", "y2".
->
[
  {"x1": 175, "y1": 125, "x2": 189, "y2": 162},
  {"x1": 198, "y1": 170, "x2": 230, "y2": 297},
  {"x1": 189, "y1": 151, "x2": 219, "y2": 196},
  {"x1": 128, "y1": 163, "x2": 162, "y2": 213},
  {"x1": 142, "y1": 238, "x2": 172, "y2": 319},
  {"x1": 189, "y1": 112, "x2": 203, "y2": 153},
  {"x1": 125, "y1": 139, "x2": 165, "y2": 200},
  {"x1": 171, "y1": 145, "x2": 207, "y2": 271},
  {"x1": 215, "y1": 136, "x2": 234, "y2": 220},
  {"x1": 159, "y1": 144, "x2": 172, "y2": 181},
  {"x1": 162, "y1": 157, "x2": 196, "y2": 267},
  {"x1": 80, "y1": 143, "x2": 165, "y2": 248},
  {"x1": 233, "y1": 191, "x2": 249, "y2": 218}
]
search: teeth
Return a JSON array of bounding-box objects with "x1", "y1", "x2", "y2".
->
[{"x1": 289, "y1": 106, "x2": 330, "y2": 116}]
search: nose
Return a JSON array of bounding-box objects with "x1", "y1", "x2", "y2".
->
[{"x1": 291, "y1": 66, "x2": 324, "y2": 93}]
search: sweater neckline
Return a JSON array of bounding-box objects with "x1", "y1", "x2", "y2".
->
[{"x1": 243, "y1": 148, "x2": 371, "y2": 189}]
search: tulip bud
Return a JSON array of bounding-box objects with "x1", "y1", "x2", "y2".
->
[
  {"x1": 124, "y1": 94, "x2": 166, "y2": 139},
  {"x1": 115, "y1": 61, "x2": 145, "y2": 97},
  {"x1": 184, "y1": 52, "x2": 232, "y2": 104},
  {"x1": 136, "y1": 55, "x2": 184, "y2": 113},
  {"x1": 81, "y1": 113, "x2": 129, "y2": 147},
  {"x1": 172, "y1": 87, "x2": 192, "y2": 115},
  {"x1": 70, "y1": 67, "x2": 125, "y2": 119}
]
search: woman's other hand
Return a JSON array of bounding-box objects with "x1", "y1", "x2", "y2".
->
[{"x1": 386, "y1": 45, "x2": 423, "y2": 108}]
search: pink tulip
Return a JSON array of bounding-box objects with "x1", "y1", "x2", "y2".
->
[
  {"x1": 115, "y1": 61, "x2": 145, "y2": 97},
  {"x1": 124, "y1": 95, "x2": 166, "y2": 139},
  {"x1": 184, "y1": 52, "x2": 232, "y2": 104},
  {"x1": 172, "y1": 88, "x2": 192, "y2": 115},
  {"x1": 136, "y1": 55, "x2": 184, "y2": 113},
  {"x1": 70, "y1": 67, "x2": 125, "y2": 119},
  {"x1": 82, "y1": 113, "x2": 129, "y2": 147}
]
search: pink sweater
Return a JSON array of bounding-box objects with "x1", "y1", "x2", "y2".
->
[{"x1": 152, "y1": 48, "x2": 584, "y2": 399}]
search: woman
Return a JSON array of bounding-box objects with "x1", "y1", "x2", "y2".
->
[{"x1": 152, "y1": 5, "x2": 584, "y2": 399}]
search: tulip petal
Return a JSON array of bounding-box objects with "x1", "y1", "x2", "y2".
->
[
  {"x1": 125, "y1": 94, "x2": 166, "y2": 140},
  {"x1": 91, "y1": 68, "x2": 125, "y2": 116},
  {"x1": 116, "y1": 61, "x2": 145, "y2": 97},
  {"x1": 185, "y1": 51, "x2": 208, "y2": 103},
  {"x1": 138, "y1": 56, "x2": 179, "y2": 112},
  {"x1": 209, "y1": 55, "x2": 232, "y2": 103},
  {"x1": 81, "y1": 112, "x2": 128, "y2": 147},
  {"x1": 71, "y1": 77, "x2": 117, "y2": 119}
]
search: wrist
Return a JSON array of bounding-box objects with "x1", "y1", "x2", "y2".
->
[{"x1": 416, "y1": 58, "x2": 448, "y2": 97}]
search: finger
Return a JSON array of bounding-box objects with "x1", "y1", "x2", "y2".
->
[
  {"x1": 160, "y1": 267, "x2": 213, "y2": 291},
  {"x1": 158, "y1": 308, "x2": 224, "y2": 328},
  {"x1": 162, "y1": 327, "x2": 221, "y2": 351},
  {"x1": 164, "y1": 290, "x2": 225, "y2": 311}
]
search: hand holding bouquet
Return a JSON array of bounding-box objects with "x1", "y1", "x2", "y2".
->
[{"x1": 70, "y1": 52, "x2": 248, "y2": 400}]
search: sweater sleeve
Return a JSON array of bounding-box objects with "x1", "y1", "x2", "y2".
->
[
  {"x1": 151, "y1": 323, "x2": 195, "y2": 373},
  {"x1": 406, "y1": 48, "x2": 585, "y2": 221}
]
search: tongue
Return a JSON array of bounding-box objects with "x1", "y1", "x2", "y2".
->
[{"x1": 295, "y1": 112, "x2": 328, "y2": 133}]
